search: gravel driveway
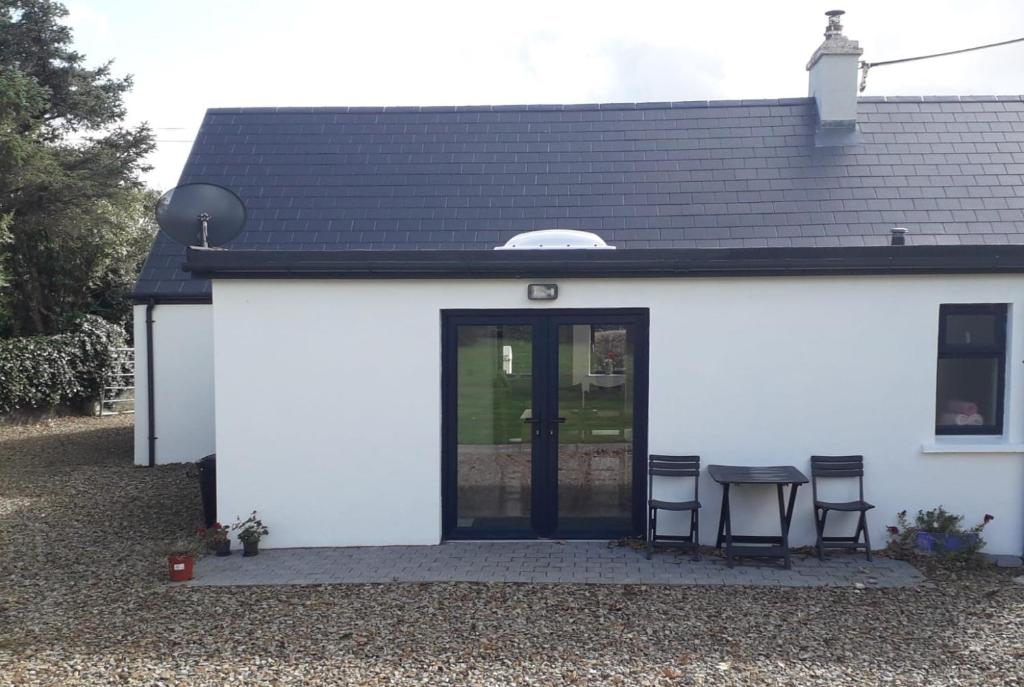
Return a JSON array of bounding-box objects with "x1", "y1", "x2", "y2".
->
[{"x1": 1, "y1": 416, "x2": 1022, "y2": 686}]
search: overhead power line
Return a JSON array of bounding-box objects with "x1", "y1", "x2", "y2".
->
[{"x1": 860, "y1": 35, "x2": 1024, "y2": 92}]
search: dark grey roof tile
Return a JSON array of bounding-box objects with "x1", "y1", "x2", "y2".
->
[{"x1": 135, "y1": 96, "x2": 1024, "y2": 297}]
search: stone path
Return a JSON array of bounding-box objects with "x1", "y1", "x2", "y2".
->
[{"x1": 189, "y1": 541, "x2": 923, "y2": 588}]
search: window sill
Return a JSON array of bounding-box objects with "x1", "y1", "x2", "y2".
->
[{"x1": 921, "y1": 439, "x2": 1024, "y2": 454}]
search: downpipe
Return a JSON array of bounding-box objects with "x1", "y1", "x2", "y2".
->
[{"x1": 145, "y1": 300, "x2": 156, "y2": 468}]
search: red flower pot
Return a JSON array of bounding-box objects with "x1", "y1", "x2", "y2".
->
[{"x1": 168, "y1": 554, "x2": 194, "y2": 582}]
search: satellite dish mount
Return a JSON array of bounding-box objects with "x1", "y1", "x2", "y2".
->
[{"x1": 198, "y1": 212, "x2": 211, "y2": 247}]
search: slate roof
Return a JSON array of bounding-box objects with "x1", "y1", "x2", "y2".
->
[{"x1": 134, "y1": 95, "x2": 1024, "y2": 300}]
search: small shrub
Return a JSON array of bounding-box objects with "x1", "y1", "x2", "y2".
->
[
  {"x1": 0, "y1": 315, "x2": 126, "y2": 413},
  {"x1": 232, "y1": 511, "x2": 269, "y2": 544},
  {"x1": 887, "y1": 506, "x2": 993, "y2": 564}
]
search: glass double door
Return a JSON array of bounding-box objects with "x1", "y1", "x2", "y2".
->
[{"x1": 443, "y1": 310, "x2": 648, "y2": 539}]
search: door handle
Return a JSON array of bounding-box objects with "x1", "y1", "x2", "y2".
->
[
  {"x1": 549, "y1": 417, "x2": 566, "y2": 436},
  {"x1": 523, "y1": 416, "x2": 542, "y2": 436}
]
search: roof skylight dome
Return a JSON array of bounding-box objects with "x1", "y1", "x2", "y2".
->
[{"x1": 494, "y1": 229, "x2": 615, "y2": 250}]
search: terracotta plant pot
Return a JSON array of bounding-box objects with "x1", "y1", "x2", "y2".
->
[
  {"x1": 215, "y1": 540, "x2": 231, "y2": 557},
  {"x1": 168, "y1": 554, "x2": 194, "y2": 582},
  {"x1": 242, "y1": 540, "x2": 259, "y2": 557}
]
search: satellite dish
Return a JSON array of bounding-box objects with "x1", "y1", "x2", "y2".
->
[{"x1": 155, "y1": 183, "x2": 246, "y2": 247}]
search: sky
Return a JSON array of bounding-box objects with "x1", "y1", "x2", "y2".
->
[{"x1": 61, "y1": 0, "x2": 1024, "y2": 191}]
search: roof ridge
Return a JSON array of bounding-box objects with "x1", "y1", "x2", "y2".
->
[
  {"x1": 205, "y1": 98, "x2": 812, "y2": 115},
  {"x1": 206, "y1": 94, "x2": 1024, "y2": 116},
  {"x1": 859, "y1": 95, "x2": 1024, "y2": 103}
]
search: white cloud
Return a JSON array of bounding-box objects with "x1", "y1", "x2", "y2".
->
[{"x1": 62, "y1": 0, "x2": 1024, "y2": 189}]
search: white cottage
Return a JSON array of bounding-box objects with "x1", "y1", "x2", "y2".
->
[{"x1": 133, "y1": 13, "x2": 1024, "y2": 555}]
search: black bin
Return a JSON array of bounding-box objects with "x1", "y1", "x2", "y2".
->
[{"x1": 198, "y1": 454, "x2": 217, "y2": 527}]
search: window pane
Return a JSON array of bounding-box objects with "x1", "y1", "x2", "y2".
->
[
  {"x1": 944, "y1": 313, "x2": 998, "y2": 347},
  {"x1": 558, "y1": 324, "x2": 633, "y2": 533},
  {"x1": 456, "y1": 324, "x2": 533, "y2": 531},
  {"x1": 936, "y1": 357, "x2": 1000, "y2": 430}
]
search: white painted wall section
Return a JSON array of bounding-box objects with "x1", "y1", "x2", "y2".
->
[
  {"x1": 808, "y1": 53, "x2": 860, "y2": 125},
  {"x1": 133, "y1": 303, "x2": 216, "y2": 466},
  {"x1": 211, "y1": 276, "x2": 1024, "y2": 553}
]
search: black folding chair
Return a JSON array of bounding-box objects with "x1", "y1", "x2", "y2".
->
[
  {"x1": 646, "y1": 455, "x2": 701, "y2": 560},
  {"x1": 811, "y1": 455, "x2": 874, "y2": 561}
]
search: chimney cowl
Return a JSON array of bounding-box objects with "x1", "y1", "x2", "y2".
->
[
  {"x1": 824, "y1": 9, "x2": 845, "y2": 38},
  {"x1": 806, "y1": 10, "x2": 863, "y2": 72}
]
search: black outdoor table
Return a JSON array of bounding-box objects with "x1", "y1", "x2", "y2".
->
[{"x1": 707, "y1": 465, "x2": 809, "y2": 569}]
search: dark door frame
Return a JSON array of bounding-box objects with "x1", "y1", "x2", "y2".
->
[{"x1": 441, "y1": 308, "x2": 650, "y2": 540}]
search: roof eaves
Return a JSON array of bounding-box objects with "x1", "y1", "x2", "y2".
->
[
  {"x1": 129, "y1": 286, "x2": 212, "y2": 305},
  {"x1": 183, "y1": 245, "x2": 1024, "y2": 281}
]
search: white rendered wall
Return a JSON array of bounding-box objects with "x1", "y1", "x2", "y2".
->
[
  {"x1": 133, "y1": 303, "x2": 215, "y2": 466},
  {"x1": 808, "y1": 53, "x2": 860, "y2": 125},
  {"x1": 212, "y1": 276, "x2": 1024, "y2": 553}
]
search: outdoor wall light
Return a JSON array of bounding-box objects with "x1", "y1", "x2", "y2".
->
[{"x1": 528, "y1": 283, "x2": 558, "y2": 300}]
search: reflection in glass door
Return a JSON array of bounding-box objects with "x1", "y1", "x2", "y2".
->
[
  {"x1": 443, "y1": 310, "x2": 647, "y2": 539},
  {"x1": 555, "y1": 323, "x2": 634, "y2": 535},
  {"x1": 454, "y1": 324, "x2": 535, "y2": 535}
]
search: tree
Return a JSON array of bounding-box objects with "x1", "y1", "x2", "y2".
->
[
  {"x1": 0, "y1": 0, "x2": 156, "y2": 336},
  {"x1": 0, "y1": 66, "x2": 47, "y2": 330}
]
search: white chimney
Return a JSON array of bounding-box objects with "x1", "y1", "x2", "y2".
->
[{"x1": 806, "y1": 10, "x2": 863, "y2": 143}]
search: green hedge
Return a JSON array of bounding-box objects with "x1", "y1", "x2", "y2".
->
[{"x1": 0, "y1": 315, "x2": 127, "y2": 413}]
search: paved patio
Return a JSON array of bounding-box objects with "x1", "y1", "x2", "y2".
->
[{"x1": 189, "y1": 541, "x2": 924, "y2": 587}]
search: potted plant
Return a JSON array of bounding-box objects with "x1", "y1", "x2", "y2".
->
[
  {"x1": 167, "y1": 540, "x2": 200, "y2": 582},
  {"x1": 232, "y1": 511, "x2": 269, "y2": 557},
  {"x1": 888, "y1": 507, "x2": 993, "y2": 558},
  {"x1": 197, "y1": 522, "x2": 232, "y2": 556}
]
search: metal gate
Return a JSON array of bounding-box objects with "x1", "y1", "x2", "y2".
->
[{"x1": 101, "y1": 347, "x2": 135, "y2": 416}]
